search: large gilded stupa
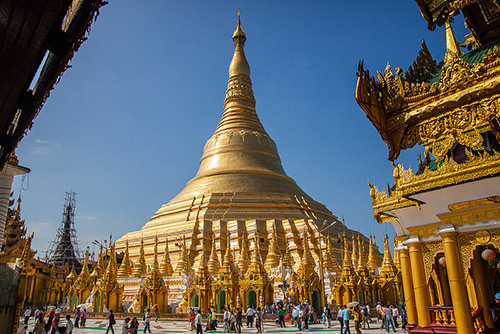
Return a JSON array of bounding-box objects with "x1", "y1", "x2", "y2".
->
[{"x1": 114, "y1": 17, "x2": 382, "y2": 310}]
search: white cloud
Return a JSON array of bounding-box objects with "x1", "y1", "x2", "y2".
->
[
  {"x1": 35, "y1": 138, "x2": 61, "y2": 147},
  {"x1": 75, "y1": 215, "x2": 97, "y2": 220}
]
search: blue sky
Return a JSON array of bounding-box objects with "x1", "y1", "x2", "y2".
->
[{"x1": 14, "y1": 1, "x2": 469, "y2": 257}]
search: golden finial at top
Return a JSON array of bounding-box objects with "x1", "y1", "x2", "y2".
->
[{"x1": 229, "y1": 12, "x2": 250, "y2": 77}]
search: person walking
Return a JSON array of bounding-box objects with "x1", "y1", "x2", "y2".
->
[
  {"x1": 236, "y1": 308, "x2": 242, "y2": 333},
  {"x1": 256, "y1": 307, "x2": 263, "y2": 333},
  {"x1": 401, "y1": 306, "x2": 407, "y2": 330},
  {"x1": 65, "y1": 314, "x2": 74, "y2": 334},
  {"x1": 75, "y1": 308, "x2": 80, "y2": 328},
  {"x1": 50, "y1": 314, "x2": 60, "y2": 334},
  {"x1": 130, "y1": 317, "x2": 139, "y2": 334},
  {"x1": 353, "y1": 306, "x2": 362, "y2": 334},
  {"x1": 362, "y1": 304, "x2": 370, "y2": 329},
  {"x1": 143, "y1": 308, "x2": 152, "y2": 333},
  {"x1": 376, "y1": 303, "x2": 382, "y2": 323},
  {"x1": 325, "y1": 304, "x2": 332, "y2": 328},
  {"x1": 33, "y1": 316, "x2": 46, "y2": 334},
  {"x1": 121, "y1": 317, "x2": 130, "y2": 334},
  {"x1": 384, "y1": 305, "x2": 396, "y2": 333},
  {"x1": 153, "y1": 305, "x2": 160, "y2": 322},
  {"x1": 106, "y1": 310, "x2": 116, "y2": 334},
  {"x1": 342, "y1": 306, "x2": 351, "y2": 334},
  {"x1": 379, "y1": 305, "x2": 386, "y2": 330},
  {"x1": 222, "y1": 307, "x2": 230, "y2": 332},
  {"x1": 23, "y1": 307, "x2": 32, "y2": 325},
  {"x1": 246, "y1": 305, "x2": 255, "y2": 327},
  {"x1": 278, "y1": 306, "x2": 286, "y2": 328},
  {"x1": 195, "y1": 310, "x2": 203, "y2": 334},
  {"x1": 391, "y1": 305, "x2": 399, "y2": 328},
  {"x1": 337, "y1": 305, "x2": 344, "y2": 333},
  {"x1": 81, "y1": 309, "x2": 87, "y2": 328},
  {"x1": 47, "y1": 308, "x2": 55, "y2": 329},
  {"x1": 190, "y1": 309, "x2": 196, "y2": 331}
]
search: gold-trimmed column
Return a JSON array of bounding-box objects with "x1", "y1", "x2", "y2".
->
[
  {"x1": 471, "y1": 249, "x2": 494, "y2": 328},
  {"x1": 398, "y1": 244, "x2": 418, "y2": 326},
  {"x1": 437, "y1": 226, "x2": 474, "y2": 334},
  {"x1": 407, "y1": 237, "x2": 431, "y2": 327}
]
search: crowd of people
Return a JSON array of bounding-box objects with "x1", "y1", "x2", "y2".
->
[
  {"x1": 19, "y1": 305, "x2": 87, "y2": 334},
  {"x1": 20, "y1": 301, "x2": 413, "y2": 334}
]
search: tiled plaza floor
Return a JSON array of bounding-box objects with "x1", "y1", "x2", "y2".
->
[{"x1": 20, "y1": 317, "x2": 407, "y2": 334}]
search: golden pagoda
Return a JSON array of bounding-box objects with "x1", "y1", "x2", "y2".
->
[
  {"x1": 114, "y1": 14, "x2": 382, "y2": 312},
  {"x1": 356, "y1": 1, "x2": 500, "y2": 333}
]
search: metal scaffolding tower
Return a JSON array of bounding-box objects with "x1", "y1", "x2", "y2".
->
[{"x1": 45, "y1": 191, "x2": 82, "y2": 271}]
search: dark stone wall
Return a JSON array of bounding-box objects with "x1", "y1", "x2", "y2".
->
[{"x1": 0, "y1": 263, "x2": 21, "y2": 334}]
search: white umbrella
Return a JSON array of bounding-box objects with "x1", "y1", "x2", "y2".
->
[{"x1": 347, "y1": 301, "x2": 359, "y2": 308}]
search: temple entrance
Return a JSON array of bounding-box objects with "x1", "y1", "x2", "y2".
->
[
  {"x1": 359, "y1": 290, "x2": 365, "y2": 304},
  {"x1": 217, "y1": 290, "x2": 226, "y2": 313},
  {"x1": 71, "y1": 293, "x2": 76, "y2": 309},
  {"x1": 143, "y1": 294, "x2": 148, "y2": 310},
  {"x1": 312, "y1": 290, "x2": 321, "y2": 311},
  {"x1": 95, "y1": 293, "x2": 101, "y2": 311},
  {"x1": 246, "y1": 290, "x2": 256, "y2": 308},
  {"x1": 192, "y1": 294, "x2": 199, "y2": 307}
]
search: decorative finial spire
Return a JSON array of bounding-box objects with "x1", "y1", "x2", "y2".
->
[
  {"x1": 264, "y1": 225, "x2": 281, "y2": 272},
  {"x1": 380, "y1": 234, "x2": 398, "y2": 279},
  {"x1": 160, "y1": 237, "x2": 173, "y2": 276},
  {"x1": 382, "y1": 234, "x2": 394, "y2": 267},
  {"x1": 238, "y1": 234, "x2": 250, "y2": 276},
  {"x1": 445, "y1": 19, "x2": 461, "y2": 63},
  {"x1": 342, "y1": 231, "x2": 352, "y2": 268},
  {"x1": 153, "y1": 234, "x2": 159, "y2": 270},
  {"x1": 229, "y1": 12, "x2": 250, "y2": 77},
  {"x1": 132, "y1": 238, "x2": 147, "y2": 277},
  {"x1": 117, "y1": 239, "x2": 132, "y2": 278},
  {"x1": 16, "y1": 194, "x2": 21, "y2": 212},
  {"x1": 368, "y1": 234, "x2": 379, "y2": 274},
  {"x1": 208, "y1": 233, "x2": 221, "y2": 276}
]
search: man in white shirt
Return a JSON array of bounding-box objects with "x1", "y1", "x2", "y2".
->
[
  {"x1": 23, "y1": 308, "x2": 31, "y2": 325},
  {"x1": 246, "y1": 306, "x2": 255, "y2": 327},
  {"x1": 223, "y1": 308, "x2": 231, "y2": 332},
  {"x1": 65, "y1": 314, "x2": 74, "y2": 334},
  {"x1": 195, "y1": 310, "x2": 203, "y2": 334},
  {"x1": 121, "y1": 317, "x2": 131, "y2": 334}
]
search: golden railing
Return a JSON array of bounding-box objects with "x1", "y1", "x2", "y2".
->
[
  {"x1": 428, "y1": 306, "x2": 456, "y2": 326},
  {"x1": 428, "y1": 306, "x2": 487, "y2": 334}
]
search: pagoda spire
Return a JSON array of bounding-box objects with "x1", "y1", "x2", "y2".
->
[
  {"x1": 264, "y1": 225, "x2": 281, "y2": 272},
  {"x1": 131, "y1": 238, "x2": 147, "y2": 277},
  {"x1": 208, "y1": 233, "x2": 221, "y2": 276},
  {"x1": 228, "y1": 12, "x2": 250, "y2": 78},
  {"x1": 382, "y1": 234, "x2": 395, "y2": 267},
  {"x1": 238, "y1": 235, "x2": 250, "y2": 276},
  {"x1": 367, "y1": 234, "x2": 379, "y2": 274},
  {"x1": 380, "y1": 234, "x2": 398, "y2": 283},
  {"x1": 282, "y1": 239, "x2": 295, "y2": 270},
  {"x1": 351, "y1": 233, "x2": 358, "y2": 270},
  {"x1": 342, "y1": 231, "x2": 351, "y2": 268},
  {"x1": 327, "y1": 238, "x2": 341, "y2": 273},
  {"x1": 393, "y1": 238, "x2": 401, "y2": 271},
  {"x1": 152, "y1": 234, "x2": 159, "y2": 270},
  {"x1": 160, "y1": 237, "x2": 173, "y2": 276},
  {"x1": 82, "y1": 250, "x2": 89, "y2": 273},
  {"x1": 298, "y1": 231, "x2": 315, "y2": 276},
  {"x1": 117, "y1": 239, "x2": 132, "y2": 278},
  {"x1": 222, "y1": 233, "x2": 234, "y2": 269},
  {"x1": 251, "y1": 235, "x2": 264, "y2": 267},
  {"x1": 174, "y1": 235, "x2": 189, "y2": 276},
  {"x1": 444, "y1": 19, "x2": 461, "y2": 63}
]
